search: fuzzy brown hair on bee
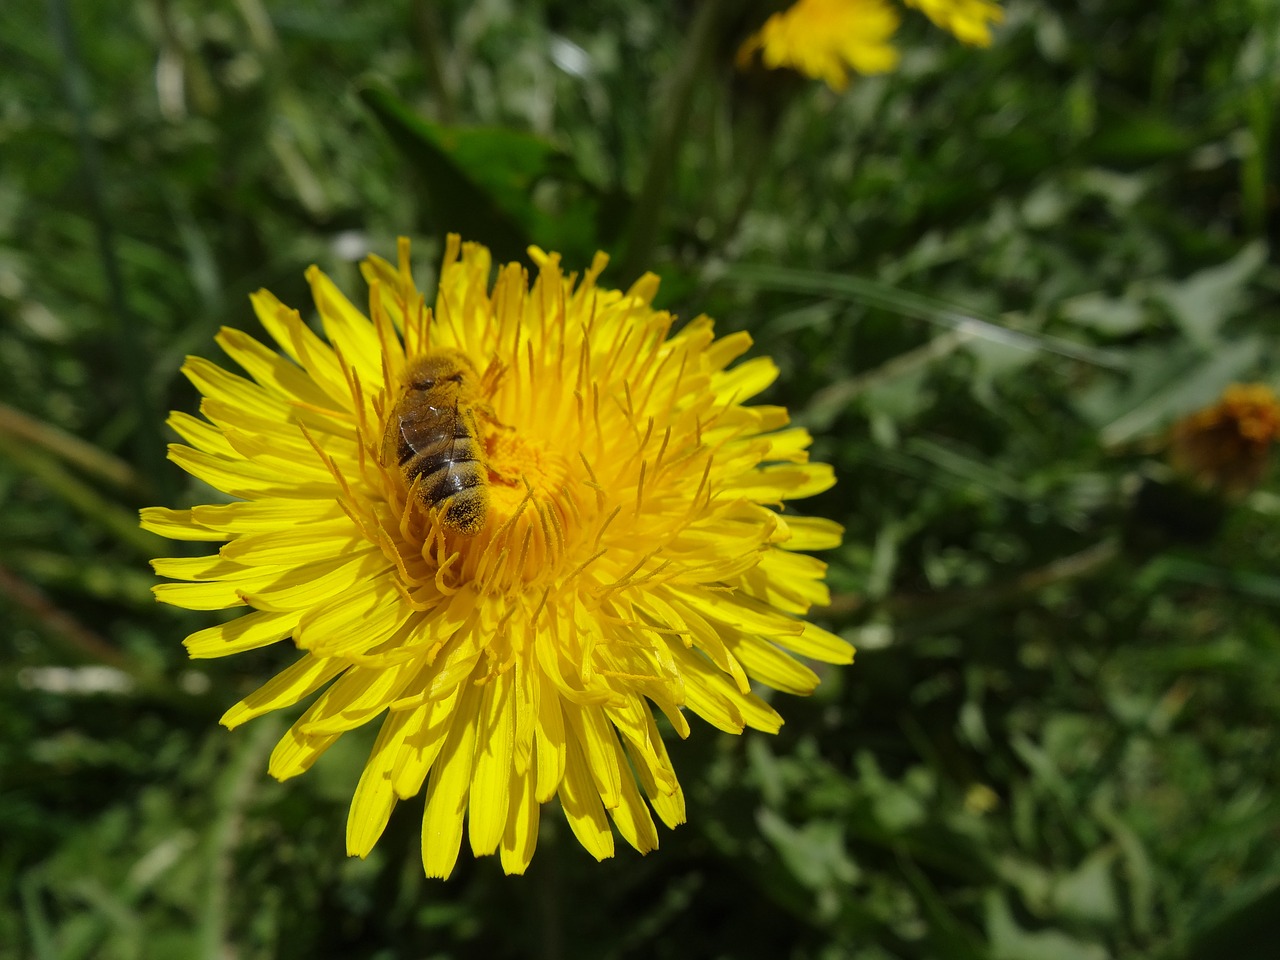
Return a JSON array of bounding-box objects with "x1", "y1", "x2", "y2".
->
[{"x1": 382, "y1": 349, "x2": 489, "y2": 536}]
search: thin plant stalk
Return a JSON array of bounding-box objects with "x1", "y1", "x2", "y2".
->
[
  {"x1": 0, "y1": 401, "x2": 148, "y2": 498},
  {"x1": 619, "y1": 0, "x2": 730, "y2": 280},
  {"x1": 48, "y1": 0, "x2": 169, "y2": 493}
]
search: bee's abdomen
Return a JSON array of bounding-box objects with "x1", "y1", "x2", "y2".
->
[
  {"x1": 383, "y1": 350, "x2": 490, "y2": 537},
  {"x1": 404, "y1": 436, "x2": 486, "y2": 500},
  {"x1": 393, "y1": 412, "x2": 488, "y2": 535}
]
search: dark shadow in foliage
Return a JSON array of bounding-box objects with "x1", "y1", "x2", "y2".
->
[{"x1": 360, "y1": 84, "x2": 622, "y2": 265}]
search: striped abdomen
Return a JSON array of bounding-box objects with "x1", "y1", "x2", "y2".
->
[{"x1": 383, "y1": 352, "x2": 488, "y2": 535}]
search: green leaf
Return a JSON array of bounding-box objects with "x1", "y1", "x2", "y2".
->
[
  {"x1": 1089, "y1": 113, "x2": 1195, "y2": 166},
  {"x1": 1058, "y1": 291, "x2": 1149, "y2": 337},
  {"x1": 1052, "y1": 850, "x2": 1120, "y2": 925},
  {"x1": 359, "y1": 85, "x2": 533, "y2": 261},
  {"x1": 898, "y1": 855, "x2": 990, "y2": 960},
  {"x1": 1179, "y1": 881, "x2": 1280, "y2": 960},
  {"x1": 755, "y1": 808, "x2": 860, "y2": 893},
  {"x1": 1151, "y1": 242, "x2": 1268, "y2": 347},
  {"x1": 1134, "y1": 557, "x2": 1280, "y2": 606},
  {"x1": 359, "y1": 85, "x2": 608, "y2": 262},
  {"x1": 986, "y1": 892, "x2": 1110, "y2": 960},
  {"x1": 1093, "y1": 337, "x2": 1264, "y2": 446},
  {"x1": 1092, "y1": 791, "x2": 1156, "y2": 937},
  {"x1": 724, "y1": 263, "x2": 1124, "y2": 369}
]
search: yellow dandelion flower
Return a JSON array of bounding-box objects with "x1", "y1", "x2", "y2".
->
[
  {"x1": 737, "y1": 0, "x2": 901, "y2": 92},
  {"x1": 1168, "y1": 383, "x2": 1280, "y2": 497},
  {"x1": 142, "y1": 236, "x2": 850, "y2": 878},
  {"x1": 902, "y1": 0, "x2": 1003, "y2": 47}
]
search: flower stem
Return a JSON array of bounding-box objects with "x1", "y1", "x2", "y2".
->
[
  {"x1": 411, "y1": 0, "x2": 458, "y2": 123},
  {"x1": 0, "y1": 401, "x2": 148, "y2": 498},
  {"x1": 199, "y1": 716, "x2": 281, "y2": 960},
  {"x1": 48, "y1": 0, "x2": 169, "y2": 494},
  {"x1": 0, "y1": 562, "x2": 126, "y2": 668},
  {"x1": 619, "y1": 0, "x2": 730, "y2": 281},
  {"x1": 0, "y1": 432, "x2": 164, "y2": 557}
]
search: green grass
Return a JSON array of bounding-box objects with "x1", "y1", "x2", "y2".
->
[{"x1": 2, "y1": 1, "x2": 1279, "y2": 957}]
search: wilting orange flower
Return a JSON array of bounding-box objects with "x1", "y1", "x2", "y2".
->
[
  {"x1": 1169, "y1": 383, "x2": 1280, "y2": 496},
  {"x1": 142, "y1": 237, "x2": 849, "y2": 877}
]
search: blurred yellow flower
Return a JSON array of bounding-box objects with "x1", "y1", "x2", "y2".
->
[
  {"x1": 142, "y1": 237, "x2": 849, "y2": 878},
  {"x1": 738, "y1": 0, "x2": 901, "y2": 91},
  {"x1": 903, "y1": 0, "x2": 1003, "y2": 47},
  {"x1": 1168, "y1": 383, "x2": 1280, "y2": 497}
]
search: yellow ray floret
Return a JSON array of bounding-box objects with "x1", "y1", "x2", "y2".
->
[
  {"x1": 143, "y1": 235, "x2": 851, "y2": 877},
  {"x1": 903, "y1": 0, "x2": 1003, "y2": 47},
  {"x1": 737, "y1": 0, "x2": 1003, "y2": 90},
  {"x1": 738, "y1": 0, "x2": 901, "y2": 91}
]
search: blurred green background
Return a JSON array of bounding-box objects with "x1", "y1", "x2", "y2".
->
[{"x1": 3, "y1": 1, "x2": 1280, "y2": 957}]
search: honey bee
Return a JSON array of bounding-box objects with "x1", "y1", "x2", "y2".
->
[{"x1": 382, "y1": 349, "x2": 489, "y2": 535}]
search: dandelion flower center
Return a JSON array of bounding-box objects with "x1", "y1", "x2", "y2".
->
[{"x1": 486, "y1": 432, "x2": 569, "y2": 512}]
